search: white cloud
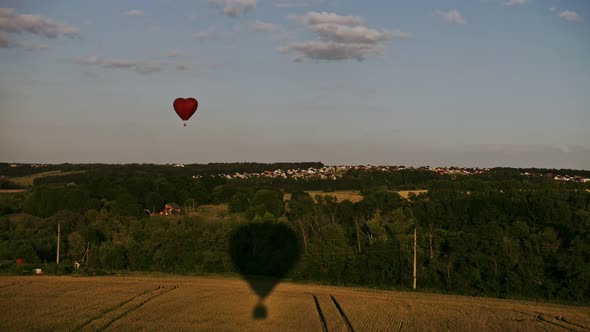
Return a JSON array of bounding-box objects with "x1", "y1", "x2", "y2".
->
[
  {"x1": 549, "y1": 8, "x2": 557, "y2": 12},
  {"x1": 122, "y1": 10, "x2": 144, "y2": 17},
  {"x1": 387, "y1": 29, "x2": 412, "y2": 39},
  {"x1": 272, "y1": 2, "x2": 309, "y2": 8},
  {"x1": 0, "y1": 32, "x2": 48, "y2": 50},
  {"x1": 434, "y1": 10, "x2": 466, "y2": 25},
  {"x1": 165, "y1": 49, "x2": 192, "y2": 58},
  {"x1": 193, "y1": 30, "x2": 210, "y2": 41},
  {"x1": 25, "y1": 43, "x2": 48, "y2": 51},
  {"x1": 174, "y1": 63, "x2": 191, "y2": 71},
  {"x1": 73, "y1": 55, "x2": 100, "y2": 65},
  {"x1": 302, "y1": 11, "x2": 364, "y2": 26},
  {"x1": 248, "y1": 20, "x2": 280, "y2": 32},
  {"x1": 104, "y1": 60, "x2": 160, "y2": 74},
  {"x1": 280, "y1": 12, "x2": 408, "y2": 62},
  {"x1": 0, "y1": 33, "x2": 15, "y2": 47},
  {"x1": 160, "y1": 59, "x2": 193, "y2": 71},
  {"x1": 308, "y1": 24, "x2": 409, "y2": 44},
  {"x1": 505, "y1": 0, "x2": 527, "y2": 6},
  {"x1": 223, "y1": 6, "x2": 239, "y2": 17},
  {"x1": 73, "y1": 56, "x2": 199, "y2": 74},
  {"x1": 279, "y1": 41, "x2": 384, "y2": 61},
  {"x1": 0, "y1": 8, "x2": 80, "y2": 38},
  {"x1": 193, "y1": 26, "x2": 215, "y2": 41},
  {"x1": 73, "y1": 56, "x2": 162, "y2": 74},
  {"x1": 193, "y1": 25, "x2": 237, "y2": 41},
  {"x1": 208, "y1": 0, "x2": 256, "y2": 18},
  {"x1": 557, "y1": 10, "x2": 582, "y2": 22},
  {"x1": 82, "y1": 71, "x2": 99, "y2": 78}
]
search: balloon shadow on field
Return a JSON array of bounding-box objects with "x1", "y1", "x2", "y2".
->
[{"x1": 229, "y1": 222, "x2": 301, "y2": 319}]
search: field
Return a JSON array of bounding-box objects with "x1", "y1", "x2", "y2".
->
[
  {"x1": 284, "y1": 190, "x2": 428, "y2": 203},
  {"x1": 0, "y1": 189, "x2": 27, "y2": 194},
  {"x1": 305, "y1": 190, "x2": 364, "y2": 203},
  {"x1": 1, "y1": 275, "x2": 588, "y2": 331},
  {"x1": 6, "y1": 170, "x2": 86, "y2": 187},
  {"x1": 193, "y1": 203, "x2": 247, "y2": 222},
  {"x1": 395, "y1": 190, "x2": 428, "y2": 199}
]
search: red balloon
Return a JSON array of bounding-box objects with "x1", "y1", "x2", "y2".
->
[{"x1": 173, "y1": 97, "x2": 198, "y2": 122}]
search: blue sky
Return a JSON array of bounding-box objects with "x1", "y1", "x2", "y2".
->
[{"x1": 0, "y1": 0, "x2": 588, "y2": 168}]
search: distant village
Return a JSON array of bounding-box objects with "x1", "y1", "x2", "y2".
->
[
  {"x1": 521, "y1": 172, "x2": 590, "y2": 183},
  {"x1": 8, "y1": 163, "x2": 49, "y2": 168},
  {"x1": 191, "y1": 165, "x2": 492, "y2": 181}
]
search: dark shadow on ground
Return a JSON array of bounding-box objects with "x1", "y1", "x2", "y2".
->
[{"x1": 229, "y1": 222, "x2": 301, "y2": 319}]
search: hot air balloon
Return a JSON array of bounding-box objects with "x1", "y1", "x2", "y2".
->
[{"x1": 173, "y1": 97, "x2": 198, "y2": 127}]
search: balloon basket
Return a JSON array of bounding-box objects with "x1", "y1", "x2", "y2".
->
[{"x1": 253, "y1": 303, "x2": 267, "y2": 319}]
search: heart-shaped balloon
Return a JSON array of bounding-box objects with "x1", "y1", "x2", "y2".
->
[{"x1": 173, "y1": 97, "x2": 198, "y2": 122}]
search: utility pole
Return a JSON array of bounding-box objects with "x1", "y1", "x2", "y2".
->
[
  {"x1": 56, "y1": 222, "x2": 61, "y2": 265},
  {"x1": 429, "y1": 223, "x2": 434, "y2": 260},
  {"x1": 413, "y1": 226, "x2": 417, "y2": 290},
  {"x1": 354, "y1": 216, "x2": 362, "y2": 254}
]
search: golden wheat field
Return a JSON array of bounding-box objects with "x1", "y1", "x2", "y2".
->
[
  {"x1": 395, "y1": 190, "x2": 428, "y2": 199},
  {"x1": 0, "y1": 189, "x2": 27, "y2": 194},
  {"x1": 283, "y1": 191, "x2": 364, "y2": 203},
  {"x1": 1, "y1": 275, "x2": 589, "y2": 331},
  {"x1": 306, "y1": 191, "x2": 364, "y2": 203},
  {"x1": 284, "y1": 190, "x2": 428, "y2": 203}
]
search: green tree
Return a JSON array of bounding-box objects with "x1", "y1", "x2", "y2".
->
[
  {"x1": 250, "y1": 189, "x2": 285, "y2": 218},
  {"x1": 229, "y1": 192, "x2": 250, "y2": 213}
]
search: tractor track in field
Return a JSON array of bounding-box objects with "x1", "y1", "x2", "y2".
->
[
  {"x1": 74, "y1": 286, "x2": 163, "y2": 331},
  {"x1": 0, "y1": 281, "x2": 32, "y2": 291},
  {"x1": 330, "y1": 295, "x2": 355, "y2": 332},
  {"x1": 509, "y1": 309, "x2": 589, "y2": 332},
  {"x1": 307, "y1": 293, "x2": 356, "y2": 332},
  {"x1": 397, "y1": 318, "x2": 405, "y2": 332},
  {"x1": 555, "y1": 318, "x2": 590, "y2": 331},
  {"x1": 97, "y1": 285, "x2": 179, "y2": 331},
  {"x1": 311, "y1": 294, "x2": 328, "y2": 332},
  {"x1": 0, "y1": 281, "x2": 17, "y2": 290}
]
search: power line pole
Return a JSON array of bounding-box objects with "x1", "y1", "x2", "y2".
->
[
  {"x1": 413, "y1": 226, "x2": 417, "y2": 290},
  {"x1": 429, "y1": 223, "x2": 434, "y2": 260},
  {"x1": 56, "y1": 222, "x2": 61, "y2": 265}
]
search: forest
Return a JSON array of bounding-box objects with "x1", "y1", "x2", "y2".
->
[{"x1": 0, "y1": 162, "x2": 588, "y2": 304}]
